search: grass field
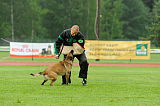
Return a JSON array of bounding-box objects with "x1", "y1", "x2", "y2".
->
[
  {"x1": 1, "y1": 65, "x2": 160, "y2": 106},
  {"x1": 0, "y1": 51, "x2": 160, "y2": 106}
]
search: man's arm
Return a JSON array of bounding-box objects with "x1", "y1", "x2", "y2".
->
[
  {"x1": 54, "y1": 31, "x2": 65, "y2": 58},
  {"x1": 76, "y1": 32, "x2": 85, "y2": 48}
]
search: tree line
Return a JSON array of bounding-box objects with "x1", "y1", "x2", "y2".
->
[{"x1": 0, "y1": 0, "x2": 159, "y2": 46}]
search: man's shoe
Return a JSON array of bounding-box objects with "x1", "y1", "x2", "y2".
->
[
  {"x1": 62, "y1": 81, "x2": 71, "y2": 85},
  {"x1": 61, "y1": 82, "x2": 67, "y2": 85},
  {"x1": 82, "y1": 78, "x2": 87, "y2": 86}
]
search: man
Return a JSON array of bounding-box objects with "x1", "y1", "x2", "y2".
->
[{"x1": 54, "y1": 25, "x2": 89, "y2": 85}]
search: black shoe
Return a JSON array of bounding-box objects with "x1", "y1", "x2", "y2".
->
[
  {"x1": 61, "y1": 81, "x2": 71, "y2": 85},
  {"x1": 61, "y1": 82, "x2": 66, "y2": 85},
  {"x1": 82, "y1": 78, "x2": 87, "y2": 86}
]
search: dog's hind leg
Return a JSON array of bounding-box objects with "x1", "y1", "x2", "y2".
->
[
  {"x1": 50, "y1": 78, "x2": 56, "y2": 86},
  {"x1": 41, "y1": 79, "x2": 48, "y2": 85},
  {"x1": 48, "y1": 72, "x2": 57, "y2": 86},
  {"x1": 41, "y1": 74, "x2": 50, "y2": 85}
]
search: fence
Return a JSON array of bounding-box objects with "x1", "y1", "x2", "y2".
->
[{"x1": 0, "y1": 46, "x2": 10, "y2": 51}]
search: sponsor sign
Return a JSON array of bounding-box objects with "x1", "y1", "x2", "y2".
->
[
  {"x1": 85, "y1": 40, "x2": 150, "y2": 59},
  {"x1": 10, "y1": 42, "x2": 54, "y2": 57},
  {"x1": 136, "y1": 44, "x2": 148, "y2": 56}
]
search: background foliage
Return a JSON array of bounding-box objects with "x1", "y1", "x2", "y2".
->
[{"x1": 0, "y1": 0, "x2": 159, "y2": 46}]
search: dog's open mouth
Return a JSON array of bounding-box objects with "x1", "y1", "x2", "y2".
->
[{"x1": 70, "y1": 50, "x2": 74, "y2": 54}]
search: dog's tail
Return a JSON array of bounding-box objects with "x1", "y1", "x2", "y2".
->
[{"x1": 30, "y1": 72, "x2": 44, "y2": 77}]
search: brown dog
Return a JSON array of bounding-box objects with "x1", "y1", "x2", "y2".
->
[{"x1": 30, "y1": 50, "x2": 74, "y2": 86}]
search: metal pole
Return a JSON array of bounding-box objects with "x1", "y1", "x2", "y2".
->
[
  {"x1": 95, "y1": 0, "x2": 100, "y2": 61},
  {"x1": 31, "y1": 0, "x2": 34, "y2": 61},
  {"x1": 95, "y1": 0, "x2": 100, "y2": 40},
  {"x1": 11, "y1": 0, "x2": 14, "y2": 41}
]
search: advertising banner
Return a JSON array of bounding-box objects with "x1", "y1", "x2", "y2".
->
[
  {"x1": 10, "y1": 42, "x2": 54, "y2": 57},
  {"x1": 85, "y1": 40, "x2": 150, "y2": 59}
]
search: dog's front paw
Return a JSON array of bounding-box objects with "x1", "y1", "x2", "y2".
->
[{"x1": 50, "y1": 83, "x2": 53, "y2": 86}]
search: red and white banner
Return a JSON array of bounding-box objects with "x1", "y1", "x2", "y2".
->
[{"x1": 10, "y1": 42, "x2": 54, "y2": 57}]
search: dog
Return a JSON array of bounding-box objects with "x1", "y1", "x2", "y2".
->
[{"x1": 30, "y1": 50, "x2": 74, "y2": 86}]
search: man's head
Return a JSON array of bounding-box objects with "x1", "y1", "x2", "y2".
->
[{"x1": 71, "y1": 25, "x2": 79, "y2": 36}]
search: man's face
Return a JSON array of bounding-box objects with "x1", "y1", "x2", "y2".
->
[{"x1": 71, "y1": 28, "x2": 79, "y2": 36}]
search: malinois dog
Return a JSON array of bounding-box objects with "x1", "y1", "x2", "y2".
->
[{"x1": 30, "y1": 50, "x2": 74, "y2": 86}]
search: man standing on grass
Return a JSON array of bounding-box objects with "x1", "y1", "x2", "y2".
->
[{"x1": 54, "y1": 25, "x2": 89, "y2": 85}]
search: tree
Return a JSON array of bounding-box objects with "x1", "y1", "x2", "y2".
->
[
  {"x1": 85, "y1": 0, "x2": 96, "y2": 39},
  {"x1": 29, "y1": 0, "x2": 48, "y2": 42},
  {"x1": 147, "y1": 0, "x2": 160, "y2": 46},
  {"x1": 101, "y1": 0, "x2": 124, "y2": 40},
  {"x1": 142, "y1": 0, "x2": 156, "y2": 11},
  {"x1": 122, "y1": 0, "x2": 150, "y2": 40},
  {"x1": 41, "y1": 0, "x2": 91, "y2": 40},
  {"x1": 0, "y1": 0, "x2": 11, "y2": 40}
]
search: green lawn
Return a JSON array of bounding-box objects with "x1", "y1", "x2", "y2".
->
[
  {"x1": 1, "y1": 66, "x2": 160, "y2": 106},
  {"x1": 0, "y1": 51, "x2": 160, "y2": 63}
]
